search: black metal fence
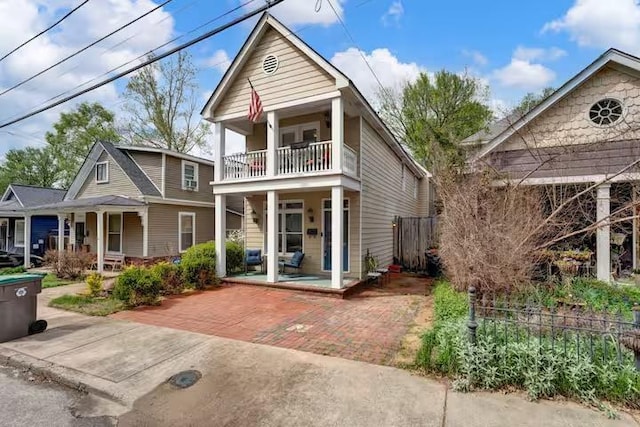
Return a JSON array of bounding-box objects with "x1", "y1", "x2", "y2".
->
[{"x1": 467, "y1": 287, "x2": 640, "y2": 370}]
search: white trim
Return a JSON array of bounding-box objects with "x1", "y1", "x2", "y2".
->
[
  {"x1": 181, "y1": 160, "x2": 199, "y2": 191},
  {"x1": 116, "y1": 145, "x2": 215, "y2": 167},
  {"x1": 474, "y1": 49, "x2": 640, "y2": 161},
  {"x1": 201, "y1": 15, "x2": 348, "y2": 119},
  {"x1": 497, "y1": 172, "x2": 640, "y2": 186},
  {"x1": 211, "y1": 173, "x2": 362, "y2": 194},
  {"x1": 1, "y1": 185, "x2": 22, "y2": 206},
  {"x1": 142, "y1": 196, "x2": 213, "y2": 207},
  {"x1": 178, "y1": 211, "x2": 196, "y2": 253},
  {"x1": 321, "y1": 197, "x2": 350, "y2": 273},
  {"x1": 161, "y1": 153, "x2": 166, "y2": 197},
  {"x1": 14, "y1": 219, "x2": 25, "y2": 247},
  {"x1": 95, "y1": 161, "x2": 109, "y2": 184},
  {"x1": 106, "y1": 212, "x2": 123, "y2": 254}
]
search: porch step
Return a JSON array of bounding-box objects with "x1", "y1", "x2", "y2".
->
[{"x1": 221, "y1": 276, "x2": 368, "y2": 299}]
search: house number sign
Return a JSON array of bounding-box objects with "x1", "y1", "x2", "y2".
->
[{"x1": 15, "y1": 287, "x2": 27, "y2": 298}]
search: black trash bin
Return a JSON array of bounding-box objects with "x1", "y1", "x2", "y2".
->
[{"x1": 0, "y1": 274, "x2": 47, "y2": 343}]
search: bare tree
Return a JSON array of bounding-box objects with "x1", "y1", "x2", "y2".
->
[{"x1": 122, "y1": 51, "x2": 210, "y2": 154}]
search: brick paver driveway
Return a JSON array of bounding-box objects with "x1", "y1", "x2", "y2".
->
[{"x1": 111, "y1": 274, "x2": 432, "y2": 365}]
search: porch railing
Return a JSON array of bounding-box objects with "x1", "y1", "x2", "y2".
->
[
  {"x1": 223, "y1": 150, "x2": 267, "y2": 180},
  {"x1": 343, "y1": 144, "x2": 358, "y2": 176},
  {"x1": 277, "y1": 140, "x2": 332, "y2": 175}
]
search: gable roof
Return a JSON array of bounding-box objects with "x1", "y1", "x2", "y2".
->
[
  {"x1": 1, "y1": 184, "x2": 66, "y2": 207},
  {"x1": 472, "y1": 48, "x2": 640, "y2": 161},
  {"x1": 117, "y1": 145, "x2": 215, "y2": 167},
  {"x1": 65, "y1": 141, "x2": 162, "y2": 200},
  {"x1": 201, "y1": 13, "x2": 427, "y2": 178}
]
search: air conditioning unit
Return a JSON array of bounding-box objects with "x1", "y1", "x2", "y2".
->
[{"x1": 185, "y1": 179, "x2": 198, "y2": 190}]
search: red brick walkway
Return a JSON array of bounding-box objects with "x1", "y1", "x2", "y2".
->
[{"x1": 111, "y1": 274, "x2": 432, "y2": 365}]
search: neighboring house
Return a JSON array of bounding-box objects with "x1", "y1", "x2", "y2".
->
[
  {"x1": 24, "y1": 141, "x2": 244, "y2": 271},
  {"x1": 465, "y1": 48, "x2": 640, "y2": 283},
  {"x1": 0, "y1": 184, "x2": 68, "y2": 257},
  {"x1": 201, "y1": 14, "x2": 432, "y2": 289}
]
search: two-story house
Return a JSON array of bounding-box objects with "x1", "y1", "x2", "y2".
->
[
  {"x1": 202, "y1": 14, "x2": 432, "y2": 289},
  {"x1": 23, "y1": 141, "x2": 243, "y2": 271}
]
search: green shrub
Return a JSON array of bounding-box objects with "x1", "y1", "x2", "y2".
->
[
  {"x1": 433, "y1": 281, "x2": 468, "y2": 323},
  {"x1": 181, "y1": 241, "x2": 216, "y2": 290},
  {"x1": 0, "y1": 266, "x2": 26, "y2": 275},
  {"x1": 225, "y1": 240, "x2": 244, "y2": 273},
  {"x1": 152, "y1": 261, "x2": 184, "y2": 295},
  {"x1": 86, "y1": 272, "x2": 104, "y2": 297},
  {"x1": 112, "y1": 266, "x2": 161, "y2": 306}
]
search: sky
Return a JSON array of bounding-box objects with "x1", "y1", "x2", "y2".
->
[{"x1": 0, "y1": 0, "x2": 637, "y2": 158}]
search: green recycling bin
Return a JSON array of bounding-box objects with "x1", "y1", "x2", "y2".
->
[{"x1": 0, "y1": 274, "x2": 48, "y2": 343}]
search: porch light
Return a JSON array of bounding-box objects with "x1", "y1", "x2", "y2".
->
[
  {"x1": 307, "y1": 208, "x2": 314, "y2": 223},
  {"x1": 324, "y1": 111, "x2": 331, "y2": 129},
  {"x1": 251, "y1": 209, "x2": 259, "y2": 224}
]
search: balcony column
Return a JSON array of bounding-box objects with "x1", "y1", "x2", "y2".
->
[
  {"x1": 331, "y1": 96, "x2": 344, "y2": 172},
  {"x1": 266, "y1": 190, "x2": 279, "y2": 283},
  {"x1": 214, "y1": 122, "x2": 226, "y2": 182},
  {"x1": 266, "y1": 111, "x2": 278, "y2": 177},
  {"x1": 331, "y1": 185, "x2": 344, "y2": 289},
  {"x1": 23, "y1": 214, "x2": 31, "y2": 269},
  {"x1": 596, "y1": 184, "x2": 611, "y2": 282},
  {"x1": 215, "y1": 194, "x2": 227, "y2": 278}
]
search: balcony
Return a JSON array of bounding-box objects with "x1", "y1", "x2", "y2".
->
[{"x1": 222, "y1": 140, "x2": 358, "y2": 181}]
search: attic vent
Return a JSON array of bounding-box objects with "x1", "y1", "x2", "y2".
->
[{"x1": 262, "y1": 54, "x2": 279, "y2": 75}]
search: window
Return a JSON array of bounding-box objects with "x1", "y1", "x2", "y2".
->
[
  {"x1": 14, "y1": 220, "x2": 25, "y2": 247},
  {"x1": 589, "y1": 98, "x2": 623, "y2": 126},
  {"x1": 179, "y1": 212, "x2": 195, "y2": 252},
  {"x1": 264, "y1": 201, "x2": 304, "y2": 255},
  {"x1": 182, "y1": 160, "x2": 199, "y2": 191},
  {"x1": 96, "y1": 161, "x2": 108, "y2": 183},
  {"x1": 107, "y1": 213, "x2": 122, "y2": 253},
  {"x1": 279, "y1": 122, "x2": 320, "y2": 146}
]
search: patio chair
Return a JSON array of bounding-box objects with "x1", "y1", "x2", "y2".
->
[
  {"x1": 279, "y1": 250, "x2": 305, "y2": 274},
  {"x1": 245, "y1": 249, "x2": 264, "y2": 274}
]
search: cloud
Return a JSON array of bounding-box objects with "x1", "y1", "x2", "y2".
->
[
  {"x1": 382, "y1": 1, "x2": 404, "y2": 26},
  {"x1": 0, "y1": 0, "x2": 175, "y2": 152},
  {"x1": 492, "y1": 59, "x2": 555, "y2": 90},
  {"x1": 543, "y1": 0, "x2": 640, "y2": 53},
  {"x1": 513, "y1": 46, "x2": 566, "y2": 62},
  {"x1": 330, "y1": 47, "x2": 424, "y2": 103},
  {"x1": 243, "y1": 0, "x2": 344, "y2": 27},
  {"x1": 205, "y1": 50, "x2": 231, "y2": 74},
  {"x1": 462, "y1": 49, "x2": 489, "y2": 67}
]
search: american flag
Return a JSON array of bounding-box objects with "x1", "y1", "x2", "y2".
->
[{"x1": 248, "y1": 84, "x2": 263, "y2": 123}]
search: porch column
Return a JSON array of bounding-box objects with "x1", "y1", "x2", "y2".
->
[
  {"x1": 331, "y1": 185, "x2": 344, "y2": 289},
  {"x1": 266, "y1": 110, "x2": 278, "y2": 177},
  {"x1": 96, "y1": 211, "x2": 104, "y2": 273},
  {"x1": 215, "y1": 194, "x2": 227, "y2": 278},
  {"x1": 23, "y1": 214, "x2": 31, "y2": 269},
  {"x1": 57, "y1": 214, "x2": 65, "y2": 254},
  {"x1": 331, "y1": 97, "x2": 344, "y2": 172},
  {"x1": 214, "y1": 122, "x2": 225, "y2": 183},
  {"x1": 141, "y1": 208, "x2": 149, "y2": 257},
  {"x1": 266, "y1": 190, "x2": 279, "y2": 283},
  {"x1": 596, "y1": 184, "x2": 611, "y2": 282}
]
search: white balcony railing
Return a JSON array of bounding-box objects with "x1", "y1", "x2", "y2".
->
[
  {"x1": 277, "y1": 140, "x2": 332, "y2": 175},
  {"x1": 343, "y1": 144, "x2": 357, "y2": 176},
  {"x1": 221, "y1": 141, "x2": 359, "y2": 181},
  {"x1": 223, "y1": 150, "x2": 267, "y2": 180}
]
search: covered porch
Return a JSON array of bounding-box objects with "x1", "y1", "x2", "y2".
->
[
  {"x1": 26, "y1": 196, "x2": 148, "y2": 272},
  {"x1": 215, "y1": 186, "x2": 361, "y2": 289}
]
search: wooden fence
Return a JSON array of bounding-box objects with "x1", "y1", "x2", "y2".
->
[{"x1": 393, "y1": 216, "x2": 438, "y2": 272}]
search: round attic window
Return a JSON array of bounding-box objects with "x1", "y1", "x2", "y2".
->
[
  {"x1": 262, "y1": 54, "x2": 279, "y2": 75},
  {"x1": 589, "y1": 98, "x2": 623, "y2": 126}
]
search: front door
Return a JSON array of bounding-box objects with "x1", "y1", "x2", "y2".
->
[
  {"x1": 323, "y1": 199, "x2": 349, "y2": 271},
  {"x1": 75, "y1": 222, "x2": 85, "y2": 250}
]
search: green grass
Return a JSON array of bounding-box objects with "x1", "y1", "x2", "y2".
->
[
  {"x1": 42, "y1": 273, "x2": 75, "y2": 289},
  {"x1": 49, "y1": 294, "x2": 126, "y2": 316}
]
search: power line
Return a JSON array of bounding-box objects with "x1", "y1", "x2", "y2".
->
[
  {"x1": 0, "y1": 0, "x2": 175, "y2": 99},
  {"x1": 0, "y1": 0, "x2": 91, "y2": 63},
  {"x1": 0, "y1": 0, "x2": 286, "y2": 129},
  {"x1": 0, "y1": 0, "x2": 258, "y2": 124}
]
